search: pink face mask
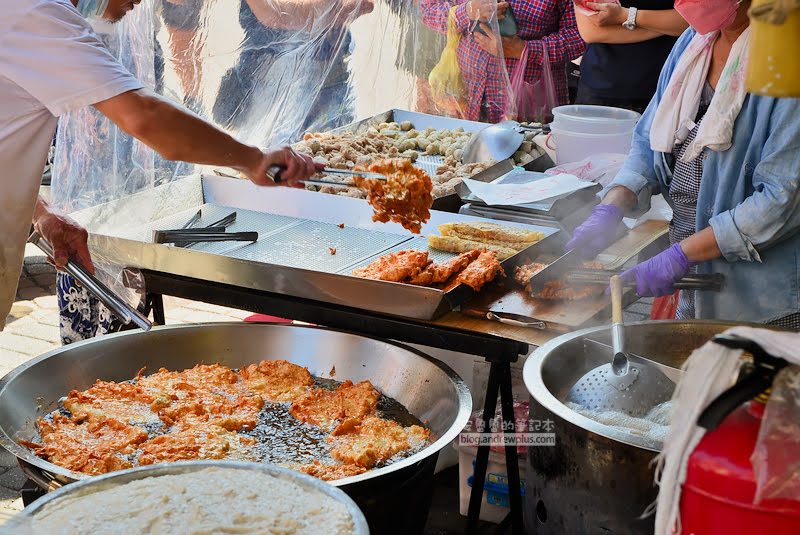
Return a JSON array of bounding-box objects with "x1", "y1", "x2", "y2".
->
[{"x1": 675, "y1": 0, "x2": 741, "y2": 34}]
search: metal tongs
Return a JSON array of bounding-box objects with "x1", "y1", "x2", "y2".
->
[
  {"x1": 151, "y1": 211, "x2": 253, "y2": 246},
  {"x1": 28, "y1": 232, "x2": 152, "y2": 331},
  {"x1": 565, "y1": 269, "x2": 726, "y2": 292},
  {"x1": 266, "y1": 165, "x2": 387, "y2": 188}
]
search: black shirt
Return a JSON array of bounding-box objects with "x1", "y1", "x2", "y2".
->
[{"x1": 579, "y1": 0, "x2": 678, "y2": 102}]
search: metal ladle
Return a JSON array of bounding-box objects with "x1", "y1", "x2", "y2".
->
[
  {"x1": 462, "y1": 121, "x2": 549, "y2": 164},
  {"x1": 565, "y1": 275, "x2": 676, "y2": 417}
]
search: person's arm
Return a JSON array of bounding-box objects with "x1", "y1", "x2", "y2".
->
[
  {"x1": 707, "y1": 97, "x2": 800, "y2": 264},
  {"x1": 575, "y1": 5, "x2": 661, "y2": 43},
  {"x1": 32, "y1": 196, "x2": 95, "y2": 273},
  {"x1": 681, "y1": 227, "x2": 722, "y2": 263},
  {"x1": 585, "y1": 3, "x2": 688, "y2": 37},
  {"x1": 524, "y1": 0, "x2": 585, "y2": 66},
  {"x1": 244, "y1": 0, "x2": 374, "y2": 32},
  {"x1": 420, "y1": 0, "x2": 471, "y2": 34},
  {"x1": 93, "y1": 88, "x2": 315, "y2": 186}
]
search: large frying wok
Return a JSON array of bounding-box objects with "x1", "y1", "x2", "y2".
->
[{"x1": 0, "y1": 323, "x2": 472, "y2": 534}]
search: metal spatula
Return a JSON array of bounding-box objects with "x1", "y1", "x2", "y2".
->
[
  {"x1": 462, "y1": 121, "x2": 549, "y2": 164},
  {"x1": 565, "y1": 276, "x2": 675, "y2": 417}
]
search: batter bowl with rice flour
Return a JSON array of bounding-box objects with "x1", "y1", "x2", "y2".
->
[{"x1": 9, "y1": 461, "x2": 368, "y2": 535}]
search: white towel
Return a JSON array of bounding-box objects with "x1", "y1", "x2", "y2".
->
[
  {"x1": 649, "y1": 28, "x2": 751, "y2": 163},
  {"x1": 653, "y1": 326, "x2": 800, "y2": 535}
]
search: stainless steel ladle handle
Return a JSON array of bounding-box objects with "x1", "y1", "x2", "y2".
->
[
  {"x1": 28, "y1": 232, "x2": 152, "y2": 331},
  {"x1": 610, "y1": 275, "x2": 628, "y2": 377}
]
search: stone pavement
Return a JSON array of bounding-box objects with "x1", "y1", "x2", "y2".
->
[{"x1": 0, "y1": 247, "x2": 654, "y2": 519}]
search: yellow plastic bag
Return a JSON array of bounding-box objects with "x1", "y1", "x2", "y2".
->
[{"x1": 429, "y1": 6, "x2": 468, "y2": 116}]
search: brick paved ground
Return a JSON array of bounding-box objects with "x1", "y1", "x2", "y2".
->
[{"x1": 0, "y1": 248, "x2": 653, "y2": 519}]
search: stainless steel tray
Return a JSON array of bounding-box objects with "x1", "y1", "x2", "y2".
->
[{"x1": 73, "y1": 175, "x2": 558, "y2": 320}]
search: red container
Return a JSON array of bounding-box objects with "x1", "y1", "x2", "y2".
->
[{"x1": 680, "y1": 401, "x2": 800, "y2": 534}]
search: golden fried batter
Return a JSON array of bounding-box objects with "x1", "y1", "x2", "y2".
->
[
  {"x1": 352, "y1": 250, "x2": 430, "y2": 282},
  {"x1": 353, "y1": 159, "x2": 433, "y2": 234},
  {"x1": 136, "y1": 364, "x2": 240, "y2": 399},
  {"x1": 327, "y1": 416, "x2": 430, "y2": 468},
  {"x1": 291, "y1": 460, "x2": 368, "y2": 481},
  {"x1": 24, "y1": 415, "x2": 148, "y2": 476},
  {"x1": 290, "y1": 380, "x2": 381, "y2": 430},
  {"x1": 513, "y1": 262, "x2": 548, "y2": 287},
  {"x1": 63, "y1": 380, "x2": 168, "y2": 426},
  {"x1": 158, "y1": 391, "x2": 264, "y2": 432},
  {"x1": 408, "y1": 249, "x2": 481, "y2": 286},
  {"x1": 452, "y1": 249, "x2": 505, "y2": 292},
  {"x1": 238, "y1": 360, "x2": 315, "y2": 402},
  {"x1": 137, "y1": 422, "x2": 255, "y2": 466}
]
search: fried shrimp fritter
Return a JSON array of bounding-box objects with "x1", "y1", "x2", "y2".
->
[
  {"x1": 23, "y1": 415, "x2": 149, "y2": 476},
  {"x1": 291, "y1": 460, "x2": 368, "y2": 481},
  {"x1": 63, "y1": 380, "x2": 168, "y2": 426},
  {"x1": 408, "y1": 249, "x2": 481, "y2": 286},
  {"x1": 137, "y1": 422, "x2": 255, "y2": 466},
  {"x1": 353, "y1": 158, "x2": 433, "y2": 234},
  {"x1": 452, "y1": 249, "x2": 505, "y2": 292},
  {"x1": 290, "y1": 380, "x2": 381, "y2": 430},
  {"x1": 238, "y1": 360, "x2": 315, "y2": 402},
  {"x1": 327, "y1": 416, "x2": 430, "y2": 468},
  {"x1": 352, "y1": 250, "x2": 430, "y2": 282},
  {"x1": 513, "y1": 262, "x2": 548, "y2": 287}
]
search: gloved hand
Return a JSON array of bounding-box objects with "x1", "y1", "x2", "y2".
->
[
  {"x1": 618, "y1": 243, "x2": 698, "y2": 297},
  {"x1": 565, "y1": 203, "x2": 624, "y2": 260}
]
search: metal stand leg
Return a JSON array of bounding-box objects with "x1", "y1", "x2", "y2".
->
[
  {"x1": 143, "y1": 293, "x2": 166, "y2": 325},
  {"x1": 467, "y1": 362, "x2": 501, "y2": 534},
  {"x1": 499, "y1": 363, "x2": 524, "y2": 534}
]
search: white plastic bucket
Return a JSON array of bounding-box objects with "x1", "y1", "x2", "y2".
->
[
  {"x1": 549, "y1": 105, "x2": 640, "y2": 165},
  {"x1": 551, "y1": 105, "x2": 640, "y2": 135}
]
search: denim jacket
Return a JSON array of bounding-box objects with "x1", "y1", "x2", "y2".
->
[{"x1": 608, "y1": 29, "x2": 800, "y2": 322}]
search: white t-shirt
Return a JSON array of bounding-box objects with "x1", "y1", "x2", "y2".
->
[{"x1": 0, "y1": 0, "x2": 143, "y2": 329}]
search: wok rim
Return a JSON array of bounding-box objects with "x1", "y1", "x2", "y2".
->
[
  {"x1": 0, "y1": 322, "x2": 472, "y2": 487},
  {"x1": 14, "y1": 460, "x2": 369, "y2": 534}
]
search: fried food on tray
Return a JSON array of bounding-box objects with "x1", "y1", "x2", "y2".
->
[
  {"x1": 353, "y1": 159, "x2": 433, "y2": 234},
  {"x1": 437, "y1": 222, "x2": 546, "y2": 247},
  {"x1": 452, "y1": 249, "x2": 505, "y2": 292},
  {"x1": 427, "y1": 234, "x2": 519, "y2": 261},
  {"x1": 327, "y1": 416, "x2": 430, "y2": 468},
  {"x1": 429, "y1": 221, "x2": 546, "y2": 260},
  {"x1": 62, "y1": 380, "x2": 167, "y2": 426},
  {"x1": 290, "y1": 380, "x2": 381, "y2": 430},
  {"x1": 352, "y1": 250, "x2": 430, "y2": 282},
  {"x1": 238, "y1": 360, "x2": 315, "y2": 402},
  {"x1": 533, "y1": 279, "x2": 604, "y2": 301},
  {"x1": 137, "y1": 422, "x2": 256, "y2": 466},
  {"x1": 23, "y1": 414, "x2": 149, "y2": 476},
  {"x1": 291, "y1": 460, "x2": 369, "y2": 481},
  {"x1": 513, "y1": 262, "x2": 548, "y2": 287},
  {"x1": 409, "y1": 249, "x2": 480, "y2": 286}
]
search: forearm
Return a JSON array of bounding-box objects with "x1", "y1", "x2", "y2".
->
[
  {"x1": 680, "y1": 227, "x2": 722, "y2": 263},
  {"x1": 420, "y1": 0, "x2": 464, "y2": 33},
  {"x1": 529, "y1": 5, "x2": 585, "y2": 66},
  {"x1": 602, "y1": 186, "x2": 638, "y2": 213},
  {"x1": 94, "y1": 89, "x2": 262, "y2": 176},
  {"x1": 576, "y1": 8, "x2": 660, "y2": 43},
  {"x1": 630, "y1": 9, "x2": 688, "y2": 37}
]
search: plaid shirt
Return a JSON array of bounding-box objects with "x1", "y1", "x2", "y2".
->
[{"x1": 421, "y1": 0, "x2": 584, "y2": 122}]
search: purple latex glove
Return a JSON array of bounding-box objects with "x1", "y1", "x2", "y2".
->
[
  {"x1": 565, "y1": 204, "x2": 624, "y2": 260},
  {"x1": 617, "y1": 243, "x2": 698, "y2": 297}
]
